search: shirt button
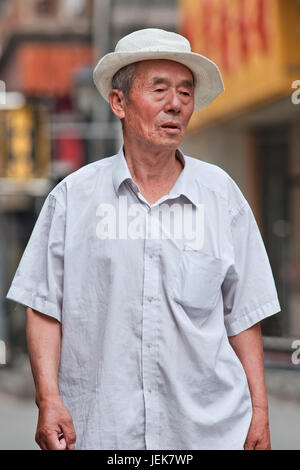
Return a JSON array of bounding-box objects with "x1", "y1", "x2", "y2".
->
[
  {"x1": 148, "y1": 296, "x2": 153, "y2": 303},
  {"x1": 148, "y1": 388, "x2": 152, "y2": 393},
  {"x1": 147, "y1": 344, "x2": 151, "y2": 348}
]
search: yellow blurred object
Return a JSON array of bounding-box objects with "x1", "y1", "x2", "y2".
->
[
  {"x1": 7, "y1": 108, "x2": 33, "y2": 179},
  {"x1": 179, "y1": 0, "x2": 300, "y2": 129},
  {"x1": 0, "y1": 105, "x2": 50, "y2": 180}
]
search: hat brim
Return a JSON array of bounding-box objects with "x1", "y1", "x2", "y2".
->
[{"x1": 93, "y1": 50, "x2": 225, "y2": 111}]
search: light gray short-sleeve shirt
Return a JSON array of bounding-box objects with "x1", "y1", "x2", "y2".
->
[{"x1": 6, "y1": 145, "x2": 281, "y2": 450}]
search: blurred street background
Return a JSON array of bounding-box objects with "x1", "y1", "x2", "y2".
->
[{"x1": 0, "y1": 0, "x2": 300, "y2": 450}]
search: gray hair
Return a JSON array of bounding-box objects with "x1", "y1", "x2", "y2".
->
[{"x1": 111, "y1": 63, "x2": 138, "y2": 103}]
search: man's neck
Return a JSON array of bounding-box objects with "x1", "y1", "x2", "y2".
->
[{"x1": 122, "y1": 138, "x2": 183, "y2": 190}]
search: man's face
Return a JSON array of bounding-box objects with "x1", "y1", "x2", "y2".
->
[{"x1": 119, "y1": 59, "x2": 194, "y2": 151}]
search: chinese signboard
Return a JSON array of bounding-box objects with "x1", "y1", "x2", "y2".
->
[{"x1": 180, "y1": 0, "x2": 300, "y2": 128}]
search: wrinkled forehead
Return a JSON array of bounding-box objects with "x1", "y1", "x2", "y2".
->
[{"x1": 135, "y1": 59, "x2": 195, "y2": 85}]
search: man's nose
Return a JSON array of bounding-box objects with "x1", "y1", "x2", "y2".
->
[{"x1": 164, "y1": 89, "x2": 181, "y2": 113}]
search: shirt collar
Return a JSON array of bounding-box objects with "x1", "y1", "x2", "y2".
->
[{"x1": 112, "y1": 144, "x2": 200, "y2": 207}]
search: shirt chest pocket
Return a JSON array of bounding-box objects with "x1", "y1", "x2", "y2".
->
[{"x1": 172, "y1": 250, "x2": 223, "y2": 315}]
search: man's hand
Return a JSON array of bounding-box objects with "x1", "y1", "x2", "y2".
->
[
  {"x1": 228, "y1": 324, "x2": 272, "y2": 450},
  {"x1": 26, "y1": 308, "x2": 75, "y2": 450},
  {"x1": 35, "y1": 397, "x2": 76, "y2": 450},
  {"x1": 243, "y1": 405, "x2": 271, "y2": 450}
]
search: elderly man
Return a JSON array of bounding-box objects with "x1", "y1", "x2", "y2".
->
[{"x1": 6, "y1": 29, "x2": 281, "y2": 450}]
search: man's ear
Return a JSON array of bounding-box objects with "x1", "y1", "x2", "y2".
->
[{"x1": 109, "y1": 89, "x2": 126, "y2": 119}]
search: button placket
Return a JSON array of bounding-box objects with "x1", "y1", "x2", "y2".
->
[{"x1": 141, "y1": 208, "x2": 161, "y2": 449}]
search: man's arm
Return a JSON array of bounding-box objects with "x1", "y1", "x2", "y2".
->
[
  {"x1": 26, "y1": 307, "x2": 76, "y2": 450},
  {"x1": 228, "y1": 322, "x2": 271, "y2": 450}
]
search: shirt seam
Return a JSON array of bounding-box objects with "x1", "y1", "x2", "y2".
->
[
  {"x1": 230, "y1": 202, "x2": 249, "y2": 225},
  {"x1": 225, "y1": 297, "x2": 279, "y2": 327},
  {"x1": 186, "y1": 158, "x2": 244, "y2": 214},
  {"x1": 54, "y1": 156, "x2": 115, "y2": 194},
  {"x1": 192, "y1": 172, "x2": 248, "y2": 222},
  {"x1": 8, "y1": 283, "x2": 59, "y2": 307}
]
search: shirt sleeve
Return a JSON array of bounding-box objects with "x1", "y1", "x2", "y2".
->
[
  {"x1": 222, "y1": 201, "x2": 281, "y2": 336},
  {"x1": 5, "y1": 191, "x2": 66, "y2": 323}
]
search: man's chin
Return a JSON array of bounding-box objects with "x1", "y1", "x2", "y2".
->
[{"x1": 151, "y1": 135, "x2": 184, "y2": 149}]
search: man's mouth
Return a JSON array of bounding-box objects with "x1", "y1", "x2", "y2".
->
[{"x1": 161, "y1": 123, "x2": 181, "y2": 134}]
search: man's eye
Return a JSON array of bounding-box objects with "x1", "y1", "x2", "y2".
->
[
  {"x1": 180, "y1": 91, "x2": 190, "y2": 96},
  {"x1": 155, "y1": 89, "x2": 165, "y2": 92}
]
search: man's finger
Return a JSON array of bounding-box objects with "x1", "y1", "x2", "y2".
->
[
  {"x1": 57, "y1": 436, "x2": 67, "y2": 450},
  {"x1": 35, "y1": 431, "x2": 48, "y2": 450},
  {"x1": 61, "y1": 422, "x2": 76, "y2": 450},
  {"x1": 244, "y1": 439, "x2": 257, "y2": 450},
  {"x1": 37, "y1": 438, "x2": 47, "y2": 451},
  {"x1": 254, "y1": 440, "x2": 271, "y2": 450},
  {"x1": 45, "y1": 432, "x2": 66, "y2": 450}
]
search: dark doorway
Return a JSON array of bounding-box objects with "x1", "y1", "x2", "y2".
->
[{"x1": 254, "y1": 125, "x2": 291, "y2": 336}]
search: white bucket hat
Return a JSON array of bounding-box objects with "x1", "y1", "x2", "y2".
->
[{"x1": 93, "y1": 28, "x2": 224, "y2": 111}]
